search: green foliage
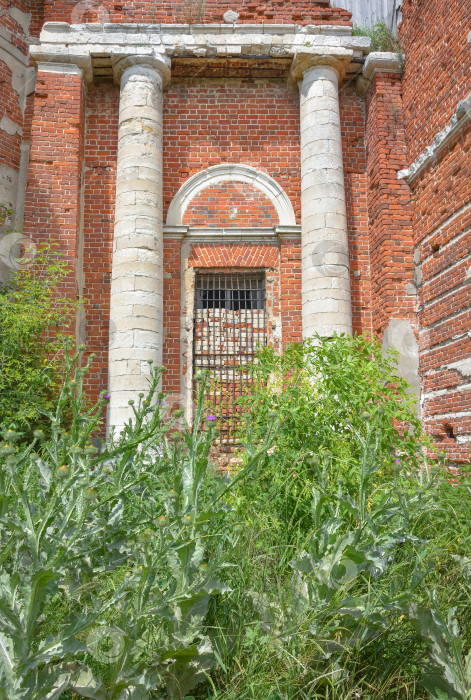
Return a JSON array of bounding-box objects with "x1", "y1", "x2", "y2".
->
[
  {"x1": 204, "y1": 337, "x2": 471, "y2": 699},
  {"x1": 235, "y1": 335, "x2": 427, "y2": 534},
  {"x1": 0, "y1": 348, "x2": 275, "y2": 699},
  {"x1": 0, "y1": 244, "x2": 78, "y2": 433},
  {"x1": 1, "y1": 335, "x2": 470, "y2": 700},
  {"x1": 353, "y1": 21, "x2": 402, "y2": 53}
]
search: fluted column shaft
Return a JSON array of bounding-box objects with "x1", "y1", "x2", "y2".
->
[
  {"x1": 108, "y1": 58, "x2": 168, "y2": 433},
  {"x1": 300, "y1": 64, "x2": 352, "y2": 338}
]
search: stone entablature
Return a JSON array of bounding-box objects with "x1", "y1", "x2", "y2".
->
[{"x1": 30, "y1": 22, "x2": 370, "y2": 83}]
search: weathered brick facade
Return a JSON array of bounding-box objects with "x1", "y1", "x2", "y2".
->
[
  {"x1": 42, "y1": 0, "x2": 352, "y2": 26},
  {"x1": 0, "y1": 0, "x2": 470, "y2": 460},
  {"x1": 398, "y1": 0, "x2": 471, "y2": 462},
  {"x1": 0, "y1": 0, "x2": 42, "y2": 248}
]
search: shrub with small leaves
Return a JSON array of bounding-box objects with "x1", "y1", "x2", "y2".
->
[{"x1": 0, "y1": 244, "x2": 79, "y2": 435}]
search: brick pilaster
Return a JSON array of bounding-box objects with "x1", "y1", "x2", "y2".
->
[
  {"x1": 23, "y1": 65, "x2": 85, "y2": 302},
  {"x1": 365, "y1": 71, "x2": 417, "y2": 337}
]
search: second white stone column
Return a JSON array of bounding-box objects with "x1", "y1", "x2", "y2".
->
[
  {"x1": 108, "y1": 55, "x2": 170, "y2": 433},
  {"x1": 299, "y1": 63, "x2": 352, "y2": 338}
]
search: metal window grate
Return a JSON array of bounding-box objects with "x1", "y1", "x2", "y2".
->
[{"x1": 193, "y1": 272, "x2": 267, "y2": 445}]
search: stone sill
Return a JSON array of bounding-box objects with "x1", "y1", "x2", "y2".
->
[{"x1": 164, "y1": 225, "x2": 301, "y2": 243}]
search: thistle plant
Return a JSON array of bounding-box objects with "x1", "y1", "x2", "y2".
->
[{"x1": 0, "y1": 349, "x2": 275, "y2": 699}]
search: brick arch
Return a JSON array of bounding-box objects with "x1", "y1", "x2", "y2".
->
[
  {"x1": 166, "y1": 163, "x2": 296, "y2": 226},
  {"x1": 182, "y1": 181, "x2": 279, "y2": 227}
]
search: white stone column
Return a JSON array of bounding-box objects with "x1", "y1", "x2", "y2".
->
[
  {"x1": 108, "y1": 54, "x2": 170, "y2": 433},
  {"x1": 298, "y1": 62, "x2": 352, "y2": 338}
]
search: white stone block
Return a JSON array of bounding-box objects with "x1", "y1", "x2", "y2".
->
[
  {"x1": 302, "y1": 181, "x2": 346, "y2": 203},
  {"x1": 109, "y1": 305, "x2": 134, "y2": 322},
  {"x1": 110, "y1": 347, "x2": 159, "y2": 363},
  {"x1": 300, "y1": 108, "x2": 340, "y2": 131},
  {"x1": 301, "y1": 123, "x2": 341, "y2": 146},
  {"x1": 109, "y1": 328, "x2": 134, "y2": 350},
  {"x1": 132, "y1": 304, "x2": 160, "y2": 320},
  {"x1": 133, "y1": 330, "x2": 161, "y2": 350},
  {"x1": 109, "y1": 276, "x2": 136, "y2": 294}
]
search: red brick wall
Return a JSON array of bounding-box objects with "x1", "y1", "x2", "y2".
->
[
  {"x1": 279, "y1": 236, "x2": 302, "y2": 348},
  {"x1": 43, "y1": 0, "x2": 352, "y2": 26},
  {"x1": 0, "y1": 59, "x2": 23, "y2": 177},
  {"x1": 400, "y1": 0, "x2": 471, "y2": 461},
  {"x1": 404, "y1": 124, "x2": 471, "y2": 462},
  {"x1": 22, "y1": 68, "x2": 85, "y2": 300},
  {"x1": 163, "y1": 238, "x2": 182, "y2": 394},
  {"x1": 340, "y1": 83, "x2": 372, "y2": 336},
  {"x1": 0, "y1": 0, "x2": 42, "y2": 212},
  {"x1": 183, "y1": 182, "x2": 278, "y2": 227},
  {"x1": 163, "y1": 79, "x2": 301, "y2": 223},
  {"x1": 400, "y1": 0, "x2": 471, "y2": 163},
  {"x1": 82, "y1": 81, "x2": 118, "y2": 402},
  {"x1": 364, "y1": 72, "x2": 416, "y2": 339},
  {"x1": 0, "y1": 0, "x2": 30, "y2": 56}
]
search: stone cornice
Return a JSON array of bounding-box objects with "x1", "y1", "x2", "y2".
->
[
  {"x1": 29, "y1": 45, "x2": 94, "y2": 82},
  {"x1": 31, "y1": 22, "x2": 370, "y2": 82},
  {"x1": 398, "y1": 90, "x2": 471, "y2": 183},
  {"x1": 40, "y1": 21, "x2": 358, "y2": 40},
  {"x1": 36, "y1": 62, "x2": 87, "y2": 78}
]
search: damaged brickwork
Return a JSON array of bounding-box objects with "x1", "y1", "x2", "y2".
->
[
  {"x1": 398, "y1": 0, "x2": 471, "y2": 460},
  {"x1": 0, "y1": 0, "x2": 42, "y2": 280}
]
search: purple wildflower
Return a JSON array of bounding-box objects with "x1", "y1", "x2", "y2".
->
[
  {"x1": 395, "y1": 458, "x2": 401, "y2": 463},
  {"x1": 206, "y1": 415, "x2": 216, "y2": 421}
]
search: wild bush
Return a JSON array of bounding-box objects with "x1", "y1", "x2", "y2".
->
[
  {"x1": 206, "y1": 336, "x2": 471, "y2": 699},
  {"x1": 234, "y1": 335, "x2": 426, "y2": 535},
  {"x1": 352, "y1": 22, "x2": 402, "y2": 53},
  {"x1": 0, "y1": 244, "x2": 78, "y2": 434}
]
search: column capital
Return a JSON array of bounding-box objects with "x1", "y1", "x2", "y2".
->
[
  {"x1": 111, "y1": 51, "x2": 171, "y2": 87},
  {"x1": 356, "y1": 51, "x2": 404, "y2": 96},
  {"x1": 290, "y1": 47, "x2": 353, "y2": 86}
]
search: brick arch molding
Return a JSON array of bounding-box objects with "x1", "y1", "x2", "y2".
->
[{"x1": 166, "y1": 164, "x2": 297, "y2": 226}]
